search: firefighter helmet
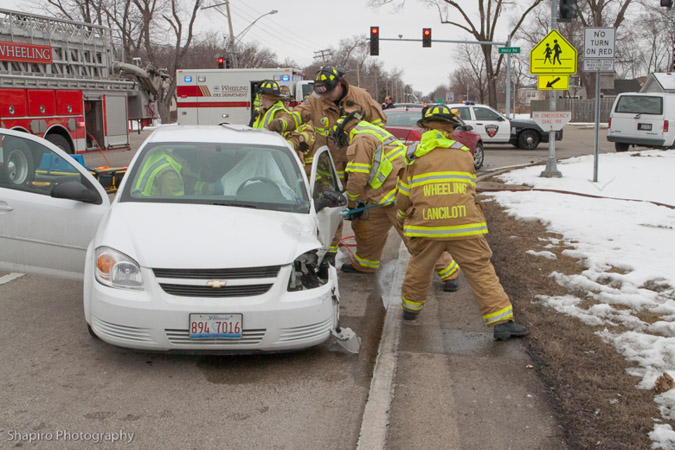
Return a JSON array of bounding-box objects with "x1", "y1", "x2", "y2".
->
[
  {"x1": 417, "y1": 104, "x2": 463, "y2": 128},
  {"x1": 314, "y1": 66, "x2": 345, "y2": 95},
  {"x1": 257, "y1": 80, "x2": 286, "y2": 98},
  {"x1": 328, "y1": 110, "x2": 363, "y2": 147}
]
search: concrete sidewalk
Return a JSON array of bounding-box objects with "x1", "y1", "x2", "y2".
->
[{"x1": 357, "y1": 242, "x2": 568, "y2": 450}]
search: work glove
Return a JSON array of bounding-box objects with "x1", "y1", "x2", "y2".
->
[
  {"x1": 298, "y1": 141, "x2": 310, "y2": 153},
  {"x1": 342, "y1": 201, "x2": 366, "y2": 221},
  {"x1": 267, "y1": 119, "x2": 285, "y2": 133}
]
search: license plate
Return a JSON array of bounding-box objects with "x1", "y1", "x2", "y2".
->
[
  {"x1": 638, "y1": 123, "x2": 652, "y2": 131},
  {"x1": 189, "y1": 314, "x2": 242, "y2": 339}
]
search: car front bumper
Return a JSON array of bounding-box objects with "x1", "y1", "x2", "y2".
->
[{"x1": 85, "y1": 265, "x2": 338, "y2": 352}]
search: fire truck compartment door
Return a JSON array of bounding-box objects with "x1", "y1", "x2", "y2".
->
[
  {"x1": 104, "y1": 95, "x2": 129, "y2": 147},
  {"x1": 0, "y1": 129, "x2": 109, "y2": 280}
]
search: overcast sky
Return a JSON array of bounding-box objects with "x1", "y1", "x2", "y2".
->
[{"x1": 1, "y1": 0, "x2": 521, "y2": 96}]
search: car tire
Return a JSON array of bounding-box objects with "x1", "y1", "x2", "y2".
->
[
  {"x1": 0, "y1": 136, "x2": 35, "y2": 186},
  {"x1": 46, "y1": 133, "x2": 73, "y2": 154},
  {"x1": 473, "y1": 142, "x2": 484, "y2": 170},
  {"x1": 615, "y1": 142, "x2": 629, "y2": 152},
  {"x1": 87, "y1": 324, "x2": 100, "y2": 339},
  {"x1": 517, "y1": 129, "x2": 540, "y2": 150}
]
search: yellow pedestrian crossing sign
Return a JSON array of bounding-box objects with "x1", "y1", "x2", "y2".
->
[
  {"x1": 530, "y1": 29, "x2": 577, "y2": 74},
  {"x1": 537, "y1": 74, "x2": 570, "y2": 90}
]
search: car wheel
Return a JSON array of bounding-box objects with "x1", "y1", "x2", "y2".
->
[
  {"x1": 473, "y1": 142, "x2": 484, "y2": 170},
  {"x1": 0, "y1": 136, "x2": 35, "y2": 186},
  {"x1": 517, "y1": 130, "x2": 540, "y2": 150},
  {"x1": 615, "y1": 142, "x2": 629, "y2": 152},
  {"x1": 46, "y1": 134, "x2": 73, "y2": 154}
]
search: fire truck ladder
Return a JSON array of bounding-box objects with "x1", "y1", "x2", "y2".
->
[{"x1": 0, "y1": 8, "x2": 134, "y2": 91}]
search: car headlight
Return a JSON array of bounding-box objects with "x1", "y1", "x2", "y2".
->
[
  {"x1": 95, "y1": 246, "x2": 143, "y2": 289},
  {"x1": 287, "y1": 250, "x2": 326, "y2": 291}
]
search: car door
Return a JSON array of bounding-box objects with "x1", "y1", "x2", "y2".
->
[
  {"x1": 308, "y1": 145, "x2": 345, "y2": 251},
  {"x1": 469, "y1": 106, "x2": 511, "y2": 144},
  {"x1": 0, "y1": 129, "x2": 109, "y2": 279}
]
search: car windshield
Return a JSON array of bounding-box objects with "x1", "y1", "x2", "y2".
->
[
  {"x1": 615, "y1": 96, "x2": 663, "y2": 115},
  {"x1": 385, "y1": 111, "x2": 419, "y2": 127},
  {"x1": 119, "y1": 141, "x2": 310, "y2": 213}
]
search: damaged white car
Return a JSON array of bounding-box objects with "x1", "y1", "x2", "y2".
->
[{"x1": 0, "y1": 125, "x2": 353, "y2": 353}]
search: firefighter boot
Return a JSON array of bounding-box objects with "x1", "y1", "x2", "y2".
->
[
  {"x1": 493, "y1": 321, "x2": 529, "y2": 341},
  {"x1": 402, "y1": 310, "x2": 418, "y2": 321},
  {"x1": 443, "y1": 278, "x2": 459, "y2": 292},
  {"x1": 341, "y1": 263, "x2": 366, "y2": 274}
]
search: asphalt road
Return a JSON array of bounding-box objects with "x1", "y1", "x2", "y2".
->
[{"x1": 0, "y1": 123, "x2": 605, "y2": 449}]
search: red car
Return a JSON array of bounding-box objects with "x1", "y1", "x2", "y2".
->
[{"x1": 384, "y1": 107, "x2": 484, "y2": 170}]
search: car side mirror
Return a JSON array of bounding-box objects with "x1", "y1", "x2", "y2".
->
[
  {"x1": 315, "y1": 190, "x2": 347, "y2": 212},
  {"x1": 51, "y1": 181, "x2": 102, "y2": 204}
]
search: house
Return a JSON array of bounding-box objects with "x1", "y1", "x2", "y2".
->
[
  {"x1": 601, "y1": 78, "x2": 642, "y2": 96},
  {"x1": 639, "y1": 72, "x2": 675, "y2": 93}
]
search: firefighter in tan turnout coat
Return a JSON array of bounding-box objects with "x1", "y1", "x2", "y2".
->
[
  {"x1": 395, "y1": 105, "x2": 528, "y2": 340},
  {"x1": 328, "y1": 111, "x2": 460, "y2": 290},
  {"x1": 270, "y1": 66, "x2": 387, "y2": 265}
]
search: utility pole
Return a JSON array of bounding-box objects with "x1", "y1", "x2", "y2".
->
[
  {"x1": 540, "y1": 0, "x2": 562, "y2": 178},
  {"x1": 313, "y1": 49, "x2": 331, "y2": 64}
]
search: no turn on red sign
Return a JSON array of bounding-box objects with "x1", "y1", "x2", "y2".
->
[{"x1": 532, "y1": 111, "x2": 572, "y2": 131}]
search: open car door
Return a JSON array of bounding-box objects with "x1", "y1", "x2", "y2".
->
[
  {"x1": 308, "y1": 145, "x2": 345, "y2": 252},
  {"x1": 0, "y1": 129, "x2": 109, "y2": 279}
]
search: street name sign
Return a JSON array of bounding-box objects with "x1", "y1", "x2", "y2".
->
[
  {"x1": 583, "y1": 58, "x2": 615, "y2": 72},
  {"x1": 530, "y1": 29, "x2": 577, "y2": 74},
  {"x1": 537, "y1": 74, "x2": 570, "y2": 90},
  {"x1": 499, "y1": 47, "x2": 520, "y2": 54},
  {"x1": 584, "y1": 28, "x2": 615, "y2": 59},
  {"x1": 532, "y1": 111, "x2": 572, "y2": 131}
]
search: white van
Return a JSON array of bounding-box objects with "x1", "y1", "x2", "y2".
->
[{"x1": 607, "y1": 92, "x2": 675, "y2": 152}]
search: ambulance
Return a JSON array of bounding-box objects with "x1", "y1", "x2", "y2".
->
[{"x1": 176, "y1": 67, "x2": 314, "y2": 126}]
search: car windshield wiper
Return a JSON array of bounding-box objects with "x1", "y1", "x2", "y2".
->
[{"x1": 211, "y1": 201, "x2": 259, "y2": 209}]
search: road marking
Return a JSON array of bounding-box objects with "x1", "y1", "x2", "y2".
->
[
  {"x1": 356, "y1": 242, "x2": 408, "y2": 450},
  {"x1": 0, "y1": 272, "x2": 24, "y2": 285}
]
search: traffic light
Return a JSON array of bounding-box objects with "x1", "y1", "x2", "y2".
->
[
  {"x1": 559, "y1": 0, "x2": 578, "y2": 21},
  {"x1": 662, "y1": 0, "x2": 673, "y2": 7},
  {"x1": 218, "y1": 57, "x2": 224, "y2": 69},
  {"x1": 422, "y1": 28, "x2": 431, "y2": 47},
  {"x1": 370, "y1": 26, "x2": 379, "y2": 56}
]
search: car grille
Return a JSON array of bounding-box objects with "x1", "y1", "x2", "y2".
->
[
  {"x1": 165, "y1": 328, "x2": 266, "y2": 345},
  {"x1": 276, "y1": 318, "x2": 333, "y2": 343},
  {"x1": 92, "y1": 317, "x2": 153, "y2": 342},
  {"x1": 153, "y1": 266, "x2": 281, "y2": 298},
  {"x1": 153, "y1": 266, "x2": 280, "y2": 279}
]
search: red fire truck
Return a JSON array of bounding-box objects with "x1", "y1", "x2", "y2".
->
[{"x1": 0, "y1": 8, "x2": 163, "y2": 154}]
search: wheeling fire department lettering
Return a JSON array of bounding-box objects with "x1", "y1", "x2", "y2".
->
[
  {"x1": 0, "y1": 41, "x2": 52, "y2": 63},
  {"x1": 423, "y1": 182, "x2": 467, "y2": 196}
]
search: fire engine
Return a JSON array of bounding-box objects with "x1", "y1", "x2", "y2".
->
[
  {"x1": 176, "y1": 67, "x2": 314, "y2": 126},
  {"x1": 0, "y1": 8, "x2": 164, "y2": 154}
]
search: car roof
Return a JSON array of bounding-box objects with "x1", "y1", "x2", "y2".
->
[{"x1": 144, "y1": 125, "x2": 287, "y2": 146}]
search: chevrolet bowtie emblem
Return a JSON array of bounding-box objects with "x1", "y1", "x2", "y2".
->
[{"x1": 206, "y1": 280, "x2": 227, "y2": 288}]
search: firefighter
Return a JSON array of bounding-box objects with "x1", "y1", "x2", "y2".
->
[
  {"x1": 395, "y1": 104, "x2": 528, "y2": 340},
  {"x1": 285, "y1": 122, "x2": 316, "y2": 176},
  {"x1": 269, "y1": 66, "x2": 387, "y2": 266},
  {"x1": 329, "y1": 111, "x2": 460, "y2": 291},
  {"x1": 251, "y1": 80, "x2": 295, "y2": 133}
]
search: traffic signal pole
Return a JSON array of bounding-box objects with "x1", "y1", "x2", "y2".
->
[{"x1": 540, "y1": 0, "x2": 563, "y2": 178}]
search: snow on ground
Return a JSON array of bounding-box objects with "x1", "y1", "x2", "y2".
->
[{"x1": 483, "y1": 149, "x2": 675, "y2": 449}]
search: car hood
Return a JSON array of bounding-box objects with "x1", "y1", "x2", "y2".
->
[
  {"x1": 94, "y1": 203, "x2": 319, "y2": 268},
  {"x1": 510, "y1": 118, "x2": 544, "y2": 131}
]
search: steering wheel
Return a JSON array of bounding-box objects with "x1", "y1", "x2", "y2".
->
[{"x1": 236, "y1": 176, "x2": 283, "y2": 200}]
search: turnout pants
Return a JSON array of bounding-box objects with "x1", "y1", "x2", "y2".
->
[
  {"x1": 351, "y1": 204, "x2": 459, "y2": 281},
  {"x1": 401, "y1": 237, "x2": 514, "y2": 327}
]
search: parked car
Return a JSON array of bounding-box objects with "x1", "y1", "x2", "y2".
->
[
  {"x1": 607, "y1": 92, "x2": 675, "y2": 152},
  {"x1": 383, "y1": 107, "x2": 484, "y2": 170},
  {"x1": 393, "y1": 103, "x2": 425, "y2": 108},
  {"x1": 446, "y1": 102, "x2": 563, "y2": 150},
  {"x1": 0, "y1": 125, "x2": 347, "y2": 353}
]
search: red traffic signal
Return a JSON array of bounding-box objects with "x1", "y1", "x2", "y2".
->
[
  {"x1": 370, "y1": 26, "x2": 379, "y2": 56},
  {"x1": 422, "y1": 28, "x2": 431, "y2": 47},
  {"x1": 218, "y1": 57, "x2": 224, "y2": 69}
]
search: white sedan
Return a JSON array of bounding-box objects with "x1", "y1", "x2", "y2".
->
[{"x1": 0, "y1": 125, "x2": 347, "y2": 352}]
